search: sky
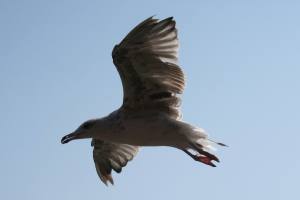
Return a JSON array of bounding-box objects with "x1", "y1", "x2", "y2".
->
[{"x1": 1, "y1": 0, "x2": 300, "y2": 199}]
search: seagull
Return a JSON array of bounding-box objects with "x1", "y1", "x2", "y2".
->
[{"x1": 61, "y1": 16, "x2": 226, "y2": 186}]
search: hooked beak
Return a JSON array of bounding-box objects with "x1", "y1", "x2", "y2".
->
[{"x1": 61, "y1": 132, "x2": 77, "y2": 144}]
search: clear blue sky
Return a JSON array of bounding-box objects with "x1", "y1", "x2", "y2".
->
[{"x1": 1, "y1": 1, "x2": 299, "y2": 199}]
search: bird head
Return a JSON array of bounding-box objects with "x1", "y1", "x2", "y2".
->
[{"x1": 61, "y1": 119, "x2": 97, "y2": 144}]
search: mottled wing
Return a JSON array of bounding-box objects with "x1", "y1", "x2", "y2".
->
[
  {"x1": 112, "y1": 17, "x2": 185, "y2": 119},
  {"x1": 91, "y1": 139, "x2": 139, "y2": 185}
]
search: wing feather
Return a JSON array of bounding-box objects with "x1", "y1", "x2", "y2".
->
[
  {"x1": 112, "y1": 17, "x2": 185, "y2": 119},
  {"x1": 92, "y1": 139, "x2": 138, "y2": 185}
]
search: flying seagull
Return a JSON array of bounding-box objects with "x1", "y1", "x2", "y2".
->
[{"x1": 61, "y1": 16, "x2": 226, "y2": 186}]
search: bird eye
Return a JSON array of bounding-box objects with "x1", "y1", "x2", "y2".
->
[{"x1": 82, "y1": 122, "x2": 92, "y2": 129}]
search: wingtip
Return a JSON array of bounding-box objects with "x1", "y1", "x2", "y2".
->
[
  {"x1": 146, "y1": 15, "x2": 159, "y2": 22},
  {"x1": 147, "y1": 16, "x2": 175, "y2": 23},
  {"x1": 150, "y1": 14, "x2": 156, "y2": 19},
  {"x1": 101, "y1": 174, "x2": 114, "y2": 186},
  {"x1": 162, "y1": 16, "x2": 175, "y2": 22}
]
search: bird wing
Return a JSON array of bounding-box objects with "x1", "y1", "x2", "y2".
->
[
  {"x1": 91, "y1": 139, "x2": 138, "y2": 185},
  {"x1": 112, "y1": 17, "x2": 185, "y2": 119}
]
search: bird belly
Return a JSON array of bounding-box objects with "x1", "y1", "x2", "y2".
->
[{"x1": 104, "y1": 114, "x2": 187, "y2": 147}]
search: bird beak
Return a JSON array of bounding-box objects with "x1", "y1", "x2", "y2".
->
[{"x1": 61, "y1": 132, "x2": 77, "y2": 144}]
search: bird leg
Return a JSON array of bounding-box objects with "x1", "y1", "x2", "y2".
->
[{"x1": 183, "y1": 146, "x2": 219, "y2": 167}]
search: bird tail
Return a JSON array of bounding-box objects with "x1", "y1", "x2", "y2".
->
[
  {"x1": 184, "y1": 127, "x2": 227, "y2": 167},
  {"x1": 207, "y1": 138, "x2": 228, "y2": 147}
]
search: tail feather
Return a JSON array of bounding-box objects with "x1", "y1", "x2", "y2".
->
[
  {"x1": 208, "y1": 139, "x2": 228, "y2": 147},
  {"x1": 183, "y1": 127, "x2": 226, "y2": 167}
]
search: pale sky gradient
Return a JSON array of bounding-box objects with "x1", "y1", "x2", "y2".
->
[{"x1": 1, "y1": 1, "x2": 300, "y2": 200}]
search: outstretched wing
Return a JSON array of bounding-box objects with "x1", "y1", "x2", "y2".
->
[
  {"x1": 112, "y1": 17, "x2": 185, "y2": 119},
  {"x1": 91, "y1": 139, "x2": 138, "y2": 185}
]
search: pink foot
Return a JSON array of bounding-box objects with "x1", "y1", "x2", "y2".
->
[{"x1": 197, "y1": 155, "x2": 217, "y2": 167}]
